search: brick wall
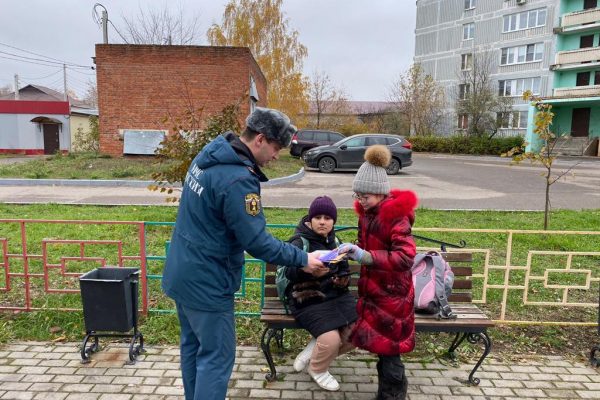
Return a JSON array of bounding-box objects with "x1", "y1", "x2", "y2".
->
[{"x1": 95, "y1": 44, "x2": 267, "y2": 156}]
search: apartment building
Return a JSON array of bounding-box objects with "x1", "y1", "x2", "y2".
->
[
  {"x1": 540, "y1": 0, "x2": 600, "y2": 154},
  {"x1": 414, "y1": 0, "x2": 600, "y2": 154}
]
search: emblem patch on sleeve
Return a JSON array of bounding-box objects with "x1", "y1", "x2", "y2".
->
[{"x1": 245, "y1": 193, "x2": 261, "y2": 216}]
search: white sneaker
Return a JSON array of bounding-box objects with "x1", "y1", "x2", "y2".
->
[
  {"x1": 308, "y1": 368, "x2": 340, "y2": 391},
  {"x1": 293, "y1": 338, "x2": 316, "y2": 372}
]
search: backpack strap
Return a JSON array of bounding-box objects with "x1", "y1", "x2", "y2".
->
[
  {"x1": 279, "y1": 236, "x2": 310, "y2": 315},
  {"x1": 413, "y1": 252, "x2": 428, "y2": 268},
  {"x1": 431, "y1": 254, "x2": 456, "y2": 320},
  {"x1": 300, "y1": 236, "x2": 310, "y2": 252}
]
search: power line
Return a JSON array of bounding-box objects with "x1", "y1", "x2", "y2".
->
[
  {"x1": 0, "y1": 41, "x2": 94, "y2": 69},
  {"x1": 0, "y1": 49, "x2": 93, "y2": 70},
  {"x1": 44, "y1": 76, "x2": 65, "y2": 88},
  {"x1": 68, "y1": 68, "x2": 96, "y2": 77},
  {"x1": 108, "y1": 19, "x2": 130, "y2": 44},
  {"x1": 67, "y1": 74, "x2": 93, "y2": 88},
  {"x1": 20, "y1": 69, "x2": 62, "y2": 80},
  {"x1": 0, "y1": 54, "x2": 61, "y2": 68}
]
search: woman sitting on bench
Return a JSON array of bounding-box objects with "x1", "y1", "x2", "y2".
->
[{"x1": 281, "y1": 196, "x2": 357, "y2": 392}]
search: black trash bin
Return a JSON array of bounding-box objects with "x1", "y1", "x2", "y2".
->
[{"x1": 79, "y1": 267, "x2": 143, "y2": 364}]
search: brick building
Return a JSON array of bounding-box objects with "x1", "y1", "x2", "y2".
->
[{"x1": 95, "y1": 44, "x2": 267, "y2": 156}]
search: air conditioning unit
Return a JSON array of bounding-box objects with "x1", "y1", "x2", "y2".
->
[{"x1": 516, "y1": 0, "x2": 527, "y2": 5}]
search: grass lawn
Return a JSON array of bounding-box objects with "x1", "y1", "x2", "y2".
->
[
  {"x1": 0, "y1": 149, "x2": 303, "y2": 180},
  {"x1": 0, "y1": 204, "x2": 598, "y2": 362}
]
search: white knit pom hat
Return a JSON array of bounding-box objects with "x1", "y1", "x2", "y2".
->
[{"x1": 352, "y1": 145, "x2": 391, "y2": 194}]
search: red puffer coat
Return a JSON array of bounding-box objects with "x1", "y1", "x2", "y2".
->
[{"x1": 350, "y1": 189, "x2": 418, "y2": 356}]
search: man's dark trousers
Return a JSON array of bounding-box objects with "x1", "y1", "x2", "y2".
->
[{"x1": 176, "y1": 303, "x2": 235, "y2": 400}]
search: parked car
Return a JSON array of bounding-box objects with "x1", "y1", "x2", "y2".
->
[
  {"x1": 303, "y1": 133, "x2": 412, "y2": 175},
  {"x1": 289, "y1": 129, "x2": 346, "y2": 158}
]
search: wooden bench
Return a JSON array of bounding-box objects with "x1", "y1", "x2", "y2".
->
[{"x1": 260, "y1": 251, "x2": 495, "y2": 385}]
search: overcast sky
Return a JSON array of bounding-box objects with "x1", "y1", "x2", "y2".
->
[{"x1": 0, "y1": 0, "x2": 416, "y2": 101}]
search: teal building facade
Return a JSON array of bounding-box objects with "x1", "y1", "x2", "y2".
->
[{"x1": 527, "y1": 0, "x2": 600, "y2": 151}]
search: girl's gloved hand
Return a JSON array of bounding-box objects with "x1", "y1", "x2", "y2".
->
[{"x1": 338, "y1": 243, "x2": 366, "y2": 262}]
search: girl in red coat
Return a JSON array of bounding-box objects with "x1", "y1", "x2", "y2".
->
[{"x1": 339, "y1": 145, "x2": 418, "y2": 400}]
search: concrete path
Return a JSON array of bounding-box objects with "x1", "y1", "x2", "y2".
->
[{"x1": 0, "y1": 341, "x2": 599, "y2": 399}]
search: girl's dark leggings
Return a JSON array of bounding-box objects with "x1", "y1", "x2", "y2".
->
[{"x1": 376, "y1": 355, "x2": 408, "y2": 400}]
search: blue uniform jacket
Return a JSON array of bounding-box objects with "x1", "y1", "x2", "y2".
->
[{"x1": 162, "y1": 132, "x2": 308, "y2": 312}]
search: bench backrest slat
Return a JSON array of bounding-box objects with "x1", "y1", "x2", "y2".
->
[{"x1": 264, "y1": 251, "x2": 474, "y2": 304}]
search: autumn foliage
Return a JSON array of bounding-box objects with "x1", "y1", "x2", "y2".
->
[
  {"x1": 149, "y1": 102, "x2": 241, "y2": 202},
  {"x1": 207, "y1": 0, "x2": 309, "y2": 119}
]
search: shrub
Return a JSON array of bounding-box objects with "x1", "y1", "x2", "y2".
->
[
  {"x1": 72, "y1": 116, "x2": 99, "y2": 153},
  {"x1": 409, "y1": 135, "x2": 524, "y2": 156}
]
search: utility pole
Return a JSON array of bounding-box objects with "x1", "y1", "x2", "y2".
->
[
  {"x1": 14, "y1": 74, "x2": 19, "y2": 100},
  {"x1": 102, "y1": 9, "x2": 108, "y2": 44},
  {"x1": 63, "y1": 64, "x2": 68, "y2": 101}
]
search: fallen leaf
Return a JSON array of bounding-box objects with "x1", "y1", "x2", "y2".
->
[{"x1": 49, "y1": 326, "x2": 62, "y2": 334}]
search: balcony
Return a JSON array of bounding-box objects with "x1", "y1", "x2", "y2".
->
[
  {"x1": 560, "y1": 8, "x2": 600, "y2": 29},
  {"x1": 553, "y1": 85, "x2": 600, "y2": 98},
  {"x1": 552, "y1": 47, "x2": 600, "y2": 69}
]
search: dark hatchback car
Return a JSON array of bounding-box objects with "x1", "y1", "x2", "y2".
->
[
  {"x1": 290, "y1": 129, "x2": 346, "y2": 158},
  {"x1": 303, "y1": 133, "x2": 412, "y2": 175}
]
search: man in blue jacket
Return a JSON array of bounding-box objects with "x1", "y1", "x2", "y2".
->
[{"x1": 162, "y1": 107, "x2": 326, "y2": 400}]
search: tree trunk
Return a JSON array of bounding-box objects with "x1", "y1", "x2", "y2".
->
[{"x1": 544, "y1": 168, "x2": 551, "y2": 230}]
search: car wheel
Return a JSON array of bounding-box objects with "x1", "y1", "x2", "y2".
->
[
  {"x1": 318, "y1": 156, "x2": 336, "y2": 173},
  {"x1": 300, "y1": 149, "x2": 308, "y2": 159},
  {"x1": 386, "y1": 158, "x2": 400, "y2": 175}
]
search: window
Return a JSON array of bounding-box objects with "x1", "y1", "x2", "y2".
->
[
  {"x1": 344, "y1": 137, "x2": 366, "y2": 148},
  {"x1": 463, "y1": 23, "x2": 474, "y2": 40},
  {"x1": 497, "y1": 111, "x2": 528, "y2": 129},
  {"x1": 328, "y1": 132, "x2": 344, "y2": 142},
  {"x1": 315, "y1": 132, "x2": 329, "y2": 143},
  {"x1": 458, "y1": 114, "x2": 469, "y2": 130},
  {"x1": 580, "y1": 35, "x2": 595, "y2": 48},
  {"x1": 594, "y1": 71, "x2": 600, "y2": 85},
  {"x1": 500, "y1": 43, "x2": 544, "y2": 65},
  {"x1": 300, "y1": 131, "x2": 314, "y2": 141},
  {"x1": 502, "y1": 8, "x2": 547, "y2": 33},
  {"x1": 520, "y1": 112, "x2": 528, "y2": 129},
  {"x1": 461, "y1": 53, "x2": 473, "y2": 70},
  {"x1": 458, "y1": 83, "x2": 471, "y2": 100},
  {"x1": 464, "y1": 0, "x2": 475, "y2": 10},
  {"x1": 498, "y1": 77, "x2": 541, "y2": 97},
  {"x1": 577, "y1": 71, "x2": 591, "y2": 86},
  {"x1": 385, "y1": 137, "x2": 401, "y2": 146},
  {"x1": 367, "y1": 137, "x2": 388, "y2": 146},
  {"x1": 584, "y1": 0, "x2": 597, "y2": 10}
]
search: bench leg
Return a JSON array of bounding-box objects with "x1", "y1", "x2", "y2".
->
[
  {"x1": 261, "y1": 326, "x2": 282, "y2": 382},
  {"x1": 448, "y1": 332, "x2": 467, "y2": 355},
  {"x1": 465, "y1": 331, "x2": 492, "y2": 386},
  {"x1": 591, "y1": 345, "x2": 600, "y2": 368}
]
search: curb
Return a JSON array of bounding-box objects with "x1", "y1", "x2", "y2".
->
[{"x1": 0, "y1": 168, "x2": 305, "y2": 188}]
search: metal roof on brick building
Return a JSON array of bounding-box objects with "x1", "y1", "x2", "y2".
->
[{"x1": 0, "y1": 84, "x2": 93, "y2": 109}]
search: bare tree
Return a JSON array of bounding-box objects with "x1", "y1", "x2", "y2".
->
[
  {"x1": 82, "y1": 81, "x2": 98, "y2": 108},
  {"x1": 388, "y1": 64, "x2": 445, "y2": 136},
  {"x1": 455, "y1": 51, "x2": 513, "y2": 137},
  {"x1": 118, "y1": 3, "x2": 201, "y2": 45},
  {"x1": 309, "y1": 70, "x2": 349, "y2": 129},
  {"x1": 0, "y1": 85, "x2": 12, "y2": 96}
]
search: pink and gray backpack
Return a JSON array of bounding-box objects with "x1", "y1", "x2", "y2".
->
[{"x1": 411, "y1": 251, "x2": 456, "y2": 319}]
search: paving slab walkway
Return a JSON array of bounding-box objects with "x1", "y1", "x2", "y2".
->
[{"x1": 1, "y1": 341, "x2": 599, "y2": 399}]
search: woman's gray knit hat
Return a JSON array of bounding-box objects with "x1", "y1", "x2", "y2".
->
[
  {"x1": 352, "y1": 145, "x2": 391, "y2": 195},
  {"x1": 246, "y1": 107, "x2": 297, "y2": 147}
]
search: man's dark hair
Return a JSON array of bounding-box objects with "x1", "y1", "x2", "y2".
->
[{"x1": 241, "y1": 127, "x2": 260, "y2": 140}]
